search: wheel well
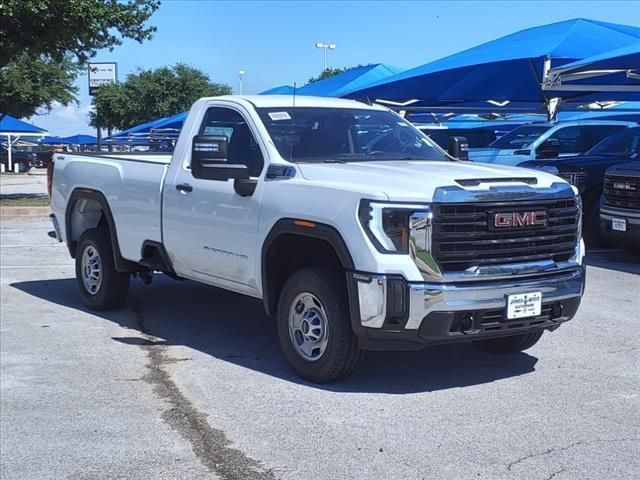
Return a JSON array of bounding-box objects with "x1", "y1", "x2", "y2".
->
[
  {"x1": 65, "y1": 189, "x2": 138, "y2": 272},
  {"x1": 264, "y1": 234, "x2": 346, "y2": 316},
  {"x1": 68, "y1": 197, "x2": 106, "y2": 256}
]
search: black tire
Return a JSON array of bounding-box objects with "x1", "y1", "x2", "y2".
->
[
  {"x1": 75, "y1": 228, "x2": 130, "y2": 310},
  {"x1": 473, "y1": 330, "x2": 544, "y2": 354},
  {"x1": 276, "y1": 267, "x2": 364, "y2": 383}
]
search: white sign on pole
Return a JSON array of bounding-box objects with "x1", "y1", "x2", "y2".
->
[{"x1": 88, "y1": 63, "x2": 117, "y2": 95}]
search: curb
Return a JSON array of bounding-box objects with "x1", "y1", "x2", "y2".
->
[{"x1": 0, "y1": 206, "x2": 51, "y2": 218}]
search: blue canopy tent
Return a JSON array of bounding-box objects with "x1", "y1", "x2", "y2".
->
[
  {"x1": 107, "y1": 112, "x2": 187, "y2": 145},
  {"x1": 346, "y1": 19, "x2": 640, "y2": 116},
  {"x1": 260, "y1": 85, "x2": 295, "y2": 95},
  {"x1": 41, "y1": 136, "x2": 69, "y2": 144},
  {"x1": 296, "y1": 63, "x2": 403, "y2": 98},
  {"x1": 0, "y1": 114, "x2": 48, "y2": 170},
  {"x1": 543, "y1": 43, "x2": 640, "y2": 101},
  {"x1": 59, "y1": 134, "x2": 98, "y2": 145}
]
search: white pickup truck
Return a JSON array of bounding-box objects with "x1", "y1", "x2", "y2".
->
[{"x1": 49, "y1": 95, "x2": 586, "y2": 382}]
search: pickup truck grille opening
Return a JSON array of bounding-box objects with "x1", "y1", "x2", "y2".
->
[
  {"x1": 448, "y1": 303, "x2": 559, "y2": 335},
  {"x1": 432, "y1": 198, "x2": 579, "y2": 272},
  {"x1": 604, "y1": 175, "x2": 640, "y2": 210}
]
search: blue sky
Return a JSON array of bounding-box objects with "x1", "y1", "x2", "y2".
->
[{"x1": 31, "y1": 0, "x2": 640, "y2": 136}]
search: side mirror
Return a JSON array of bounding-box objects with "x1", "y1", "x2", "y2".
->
[
  {"x1": 448, "y1": 136, "x2": 469, "y2": 160},
  {"x1": 191, "y1": 135, "x2": 248, "y2": 181},
  {"x1": 537, "y1": 138, "x2": 560, "y2": 159}
]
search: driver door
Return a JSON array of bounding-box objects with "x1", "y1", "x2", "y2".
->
[{"x1": 162, "y1": 105, "x2": 265, "y2": 295}]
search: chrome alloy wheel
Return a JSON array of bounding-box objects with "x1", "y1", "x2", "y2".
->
[
  {"x1": 81, "y1": 245, "x2": 102, "y2": 295},
  {"x1": 288, "y1": 292, "x2": 329, "y2": 361}
]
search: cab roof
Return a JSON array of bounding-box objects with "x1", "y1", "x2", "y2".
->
[{"x1": 202, "y1": 95, "x2": 389, "y2": 111}]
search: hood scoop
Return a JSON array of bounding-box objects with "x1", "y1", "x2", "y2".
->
[{"x1": 456, "y1": 177, "x2": 538, "y2": 187}]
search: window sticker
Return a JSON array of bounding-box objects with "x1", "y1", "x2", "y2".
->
[{"x1": 268, "y1": 111, "x2": 292, "y2": 121}]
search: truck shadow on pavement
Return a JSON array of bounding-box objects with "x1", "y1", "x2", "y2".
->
[
  {"x1": 12, "y1": 276, "x2": 539, "y2": 394},
  {"x1": 585, "y1": 248, "x2": 640, "y2": 275}
]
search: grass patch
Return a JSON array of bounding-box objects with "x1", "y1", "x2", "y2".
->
[{"x1": 0, "y1": 195, "x2": 50, "y2": 207}]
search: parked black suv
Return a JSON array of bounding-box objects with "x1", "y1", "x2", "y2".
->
[{"x1": 520, "y1": 126, "x2": 640, "y2": 242}]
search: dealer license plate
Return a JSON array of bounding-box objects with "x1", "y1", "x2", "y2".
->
[
  {"x1": 612, "y1": 217, "x2": 627, "y2": 232},
  {"x1": 507, "y1": 292, "x2": 542, "y2": 319}
]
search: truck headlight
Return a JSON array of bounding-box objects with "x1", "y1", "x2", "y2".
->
[{"x1": 358, "y1": 200, "x2": 432, "y2": 254}]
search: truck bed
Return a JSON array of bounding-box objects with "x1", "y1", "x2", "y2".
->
[{"x1": 50, "y1": 152, "x2": 172, "y2": 264}]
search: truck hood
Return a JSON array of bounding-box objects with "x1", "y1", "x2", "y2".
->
[
  {"x1": 606, "y1": 160, "x2": 640, "y2": 177},
  {"x1": 296, "y1": 160, "x2": 565, "y2": 201}
]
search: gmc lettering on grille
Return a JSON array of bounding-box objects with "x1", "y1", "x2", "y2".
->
[{"x1": 493, "y1": 210, "x2": 548, "y2": 228}]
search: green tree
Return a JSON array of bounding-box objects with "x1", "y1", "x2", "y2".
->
[
  {"x1": 90, "y1": 64, "x2": 232, "y2": 130},
  {"x1": 0, "y1": 0, "x2": 159, "y2": 119},
  {"x1": 307, "y1": 66, "x2": 363, "y2": 84},
  {"x1": 0, "y1": 0, "x2": 160, "y2": 65},
  {"x1": 0, "y1": 54, "x2": 80, "y2": 119}
]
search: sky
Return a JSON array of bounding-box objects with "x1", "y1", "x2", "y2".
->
[{"x1": 30, "y1": 0, "x2": 640, "y2": 136}]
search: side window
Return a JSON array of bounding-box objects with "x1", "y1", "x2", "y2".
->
[
  {"x1": 198, "y1": 107, "x2": 264, "y2": 177},
  {"x1": 581, "y1": 125, "x2": 625, "y2": 151},
  {"x1": 548, "y1": 126, "x2": 581, "y2": 154}
]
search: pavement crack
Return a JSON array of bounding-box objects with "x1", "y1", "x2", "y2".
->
[
  {"x1": 130, "y1": 294, "x2": 277, "y2": 480},
  {"x1": 506, "y1": 438, "x2": 639, "y2": 471},
  {"x1": 545, "y1": 468, "x2": 565, "y2": 480}
]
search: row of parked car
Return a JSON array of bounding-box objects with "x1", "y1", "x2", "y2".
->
[
  {"x1": 421, "y1": 120, "x2": 639, "y2": 250},
  {"x1": 0, "y1": 149, "x2": 53, "y2": 172}
]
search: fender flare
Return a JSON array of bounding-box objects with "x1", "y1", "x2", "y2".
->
[
  {"x1": 261, "y1": 218, "x2": 355, "y2": 316},
  {"x1": 65, "y1": 188, "x2": 138, "y2": 272}
]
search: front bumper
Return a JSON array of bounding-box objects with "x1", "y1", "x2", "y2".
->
[
  {"x1": 347, "y1": 267, "x2": 585, "y2": 351},
  {"x1": 599, "y1": 206, "x2": 640, "y2": 242}
]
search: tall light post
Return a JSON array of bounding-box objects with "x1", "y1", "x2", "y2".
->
[
  {"x1": 315, "y1": 42, "x2": 336, "y2": 71},
  {"x1": 237, "y1": 70, "x2": 245, "y2": 95}
]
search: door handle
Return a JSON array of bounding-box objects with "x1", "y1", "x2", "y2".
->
[{"x1": 176, "y1": 183, "x2": 193, "y2": 193}]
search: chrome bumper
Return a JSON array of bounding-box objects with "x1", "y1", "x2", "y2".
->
[{"x1": 351, "y1": 267, "x2": 585, "y2": 332}]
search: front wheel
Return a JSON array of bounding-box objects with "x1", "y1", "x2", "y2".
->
[
  {"x1": 473, "y1": 330, "x2": 544, "y2": 354},
  {"x1": 75, "y1": 228, "x2": 130, "y2": 310},
  {"x1": 276, "y1": 268, "x2": 363, "y2": 383}
]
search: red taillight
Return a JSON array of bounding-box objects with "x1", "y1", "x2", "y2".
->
[{"x1": 47, "y1": 154, "x2": 54, "y2": 197}]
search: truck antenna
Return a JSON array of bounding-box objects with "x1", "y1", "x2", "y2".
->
[{"x1": 290, "y1": 82, "x2": 296, "y2": 162}]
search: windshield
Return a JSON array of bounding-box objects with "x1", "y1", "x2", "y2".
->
[
  {"x1": 256, "y1": 107, "x2": 446, "y2": 163},
  {"x1": 587, "y1": 127, "x2": 640, "y2": 155},
  {"x1": 490, "y1": 125, "x2": 550, "y2": 149}
]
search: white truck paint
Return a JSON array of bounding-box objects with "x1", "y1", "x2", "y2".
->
[{"x1": 50, "y1": 95, "x2": 586, "y2": 382}]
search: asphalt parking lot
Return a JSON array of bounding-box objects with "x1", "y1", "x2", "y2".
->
[{"x1": 1, "y1": 214, "x2": 639, "y2": 480}]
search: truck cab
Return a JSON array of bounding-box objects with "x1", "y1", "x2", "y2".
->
[{"x1": 49, "y1": 95, "x2": 586, "y2": 383}]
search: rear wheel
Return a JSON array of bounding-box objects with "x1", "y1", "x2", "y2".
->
[
  {"x1": 75, "y1": 228, "x2": 130, "y2": 310},
  {"x1": 473, "y1": 330, "x2": 544, "y2": 354},
  {"x1": 276, "y1": 268, "x2": 363, "y2": 383}
]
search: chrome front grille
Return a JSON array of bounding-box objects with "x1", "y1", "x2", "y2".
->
[
  {"x1": 431, "y1": 197, "x2": 579, "y2": 272},
  {"x1": 604, "y1": 175, "x2": 640, "y2": 210}
]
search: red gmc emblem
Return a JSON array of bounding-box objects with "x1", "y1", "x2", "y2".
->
[{"x1": 493, "y1": 210, "x2": 548, "y2": 228}]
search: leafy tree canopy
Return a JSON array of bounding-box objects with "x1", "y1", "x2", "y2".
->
[
  {"x1": 307, "y1": 66, "x2": 363, "y2": 85},
  {"x1": 91, "y1": 64, "x2": 232, "y2": 130},
  {"x1": 0, "y1": 54, "x2": 79, "y2": 119},
  {"x1": 0, "y1": 0, "x2": 160, "y2": 66},
  {"x1": 0, "y1": 0, "x2": 159, "y2": 119}
]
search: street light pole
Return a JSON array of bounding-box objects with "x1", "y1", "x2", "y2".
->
[
  {"x1": 238, "y1": 70, "x2": 245, "y2": 95},
  {"x1": 315, "y1": 43, "x2": 336, "y2": 71}
]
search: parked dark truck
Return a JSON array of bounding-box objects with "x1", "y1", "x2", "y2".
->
[
  {"x1": 521, "y1": 126, "x2": 640, "y2": 242},
  {"x1": 600, "y1": 161, "x2": 640, "y2": 248}
]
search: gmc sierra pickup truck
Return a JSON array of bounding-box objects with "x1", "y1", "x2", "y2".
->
[
  {"x1": 600, "y1": 160, "x2": 640, "y2": 247},
  {"x1": 49, "y1": 95, "x2": 585, "y2": 383}
]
